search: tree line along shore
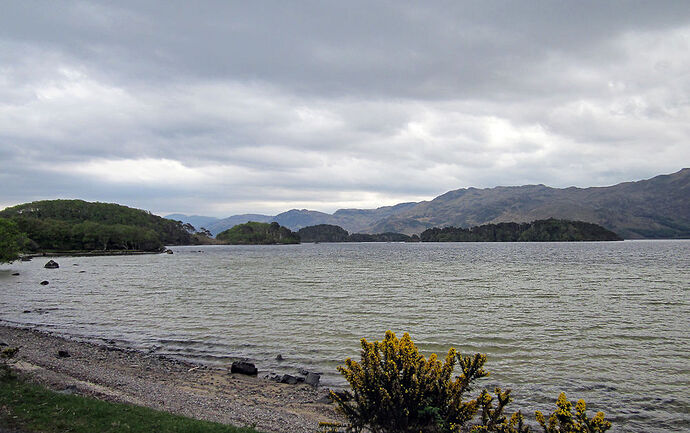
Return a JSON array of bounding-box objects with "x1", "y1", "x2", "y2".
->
[{"x1": 0, "y1": 199, "x2": 622, "y2": 262}]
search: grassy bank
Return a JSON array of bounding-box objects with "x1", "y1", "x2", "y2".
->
[{"x1": 0, "y1": 377, "x2": 264, "y2": 433}]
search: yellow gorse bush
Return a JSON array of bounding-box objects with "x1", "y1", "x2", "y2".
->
[{"x1": 330, "y1": 331, "x2": 612, "y2": 433}]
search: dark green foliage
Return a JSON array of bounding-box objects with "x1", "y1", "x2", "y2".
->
[
  {"x1": 420, "y1": 219, "x2": 622, "y2": 242},
  {"x1": 0, "y1": 377, "x2": 263, "y2": 433},
  {"x1": 298, "y1": 224, "x2": 350, "y2": 242},
  {"x1": 0, "y1": 199, "x2": 194, "y2": 252},
  {"x1": 216, "y1": 221, "x2": 300, "y2": 244},
  {"x1": 296, "y1": 224, "x2": 413, "y2": 243},
  {"x1": 347, "y1": 232, "x2": 412, "y2": 242},
  {"x1": 0, "y1": 218, "x2": 25, "y2": 263}
]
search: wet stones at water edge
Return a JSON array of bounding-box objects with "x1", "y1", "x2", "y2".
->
[
  {"x1": 268, "y1": 370, "x2": 321, "y2": 387},
  {"x1": 164, "y1": 249, "x2": 174, "y2": 254},
  {"x1": 278, "y1": 374, "x2": 304, "y2": 385},
  {"x1": 305, "y1": 371, "x2": 321, "y2": 387},
  {"x1": 44, "y1": 260, "x2": 59, "y2": 269},
  {"x1": 230, "y1": 361, "x2": 257, "y2": 376}
]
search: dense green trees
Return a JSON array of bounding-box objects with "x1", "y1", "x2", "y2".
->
[
  {"x1": 216, "y1": 221, "x2": 300, "y2": 244},
  {"x1": 298, "y1": 224, "x2": 349, "y2": 242},
  {"x1": 0, "y1": 200, "x2": 195, "y2": 252},
  {"x1": 297, "y1": 224, "x2": 414, "y2": 243},
  {"x1": 0, "y1": 218, "x2": 24, "y2": 263},
  {"x1": 420, "y1": 219, "x2": 622, "y2": 242}
]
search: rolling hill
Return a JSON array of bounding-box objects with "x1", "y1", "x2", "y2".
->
[{"x1": 167, "y1": 168, "x2": 689, "y2": 239}]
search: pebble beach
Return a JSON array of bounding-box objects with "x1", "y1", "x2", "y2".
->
[{"x1": 0, "y1": 325, "x2": 342, "y2": 433}]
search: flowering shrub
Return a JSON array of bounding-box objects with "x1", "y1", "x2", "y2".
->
[
  {"x1": 330, "y1": 331, "x2": 611, "y2": 433},
  {"x1": 535, "y1": 393, "x2": 612, "y2": 433}
]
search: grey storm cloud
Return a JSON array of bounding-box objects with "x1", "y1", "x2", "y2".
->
[{"x1": 1, "y1": 1, "x2": 689, "y2": 216}]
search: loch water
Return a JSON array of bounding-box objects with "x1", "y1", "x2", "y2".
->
[{"x1": 1, "y1": 241, "x2": 688, "y2": 432}]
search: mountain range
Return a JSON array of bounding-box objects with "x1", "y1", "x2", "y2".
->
[{"x1": 166, "y1": 168, "x2": 690, "y2": 239}]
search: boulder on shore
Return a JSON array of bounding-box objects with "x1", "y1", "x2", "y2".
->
[
  {"x1": 305, "y1": 371, "x2": 321, "y2": 387},
  {"x1": 279, "y1": 374, "x2": 305, "y2": 385},
  {"x1": 230, "y1": 361, "x2": 257, "y2": 376},
  {"x1": 44, "y1": 260, "x2": 59, "y2": 269}
]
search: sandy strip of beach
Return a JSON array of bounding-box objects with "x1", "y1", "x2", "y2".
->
[{"x1": 0, "y1": 325, "x2": 342, "y2": 433}]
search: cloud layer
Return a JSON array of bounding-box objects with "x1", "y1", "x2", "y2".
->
[{"x1": 1, "y1": 1, "x2": 689, "y2": 216}]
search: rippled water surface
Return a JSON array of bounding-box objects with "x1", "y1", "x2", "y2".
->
[{"x1": 1, "y1": 241, "x2": 688, "y2": 432}]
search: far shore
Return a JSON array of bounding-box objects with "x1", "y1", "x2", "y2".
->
[
  {"x1": 0, "y1": 324, "x2": 341, "y2": 433},
  {"x1": 20, "y1": 249, "x2": 167, "y2": 259}
]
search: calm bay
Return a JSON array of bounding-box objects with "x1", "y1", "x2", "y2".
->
[{"x1": 1, "y1": 240, "x2": 688, "y2": 432}]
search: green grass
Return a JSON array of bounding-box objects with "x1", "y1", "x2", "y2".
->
[{"x1": 0, "y1": 377, "x2": 264, "y2": 433}]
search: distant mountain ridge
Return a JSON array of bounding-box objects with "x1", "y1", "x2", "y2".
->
[{"x1": 167, "y1": 168, "x2": 690, "y2": 239}]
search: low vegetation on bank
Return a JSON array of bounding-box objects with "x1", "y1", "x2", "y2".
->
[{"x1": 0, "y1": 377, "x2": 263, "y2": 433}]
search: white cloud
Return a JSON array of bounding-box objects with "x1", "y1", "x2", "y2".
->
[{"x1": 1, "y1": 2, "x2": 689, "y2": 216}]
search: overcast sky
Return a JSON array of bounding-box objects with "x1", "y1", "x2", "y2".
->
[{"x1": 1, "y1": 1, "x2": 689, "y2": 217}]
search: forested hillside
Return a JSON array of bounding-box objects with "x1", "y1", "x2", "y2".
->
[
  {"x1": 420, "y1": 219, "x2": 622, "y2": 242},
  {"x1": 216, "y1": 222, "x2": 299, "y2": 245},
  {"x1": 0, "y1": 200, "x2": 194, "y2": 252}
]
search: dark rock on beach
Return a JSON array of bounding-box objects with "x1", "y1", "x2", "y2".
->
[
  {"x1": 40, "y1": 280, "x2": 49, "y2": 285},
  {"x1": 57, "y1": 350, "x2": 71, "y2": 358},
  {"x1": 305, "y1": 371, "x2": 321, "y2": 387},
  {"x1": 231, "y1": 361, "x2": 258, "y2": 376},
  {"x1": 12, "y1": 272, "x2": 19, "y2": 276},
  {"x1": 44, "y1": 260, "x2": 59, "y2": 269},
  {"x1": 279, "y1": 374, "x2": 304, "y2": 385}
]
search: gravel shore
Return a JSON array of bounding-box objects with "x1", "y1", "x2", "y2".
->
[{"x1": 0, "y1": 325, "x2": 342, "y2": 433}]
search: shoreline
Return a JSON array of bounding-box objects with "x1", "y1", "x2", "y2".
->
[{"x1": 0, "y1": 324, "x2": 341, "y2": 433}]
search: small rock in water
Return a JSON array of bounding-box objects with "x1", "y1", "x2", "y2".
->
[
  {"x1": 22, "y1": 310, "x2": 31, "y2": 314},
  {"x1": 57, "y1": 350, "x2": 71, "y2": 358},
  {"x1": 230, "y1": 361, "x2": 258, "y2": 376},
  {"x1": 11, "y1": 272, "x2": 19, "y2": 276},
  {"x1": 78, "y1": 270, "x2": 86, "y2": 273},
  {"x1": 275, "y1": 354, "x2": 284, "y2": 361},
  {"x1": 40, "y1": 280, "x2": 49, "y2": 285},
  {"x1": 44, "y1": 260, "x2": 59, "y2": 269}
]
